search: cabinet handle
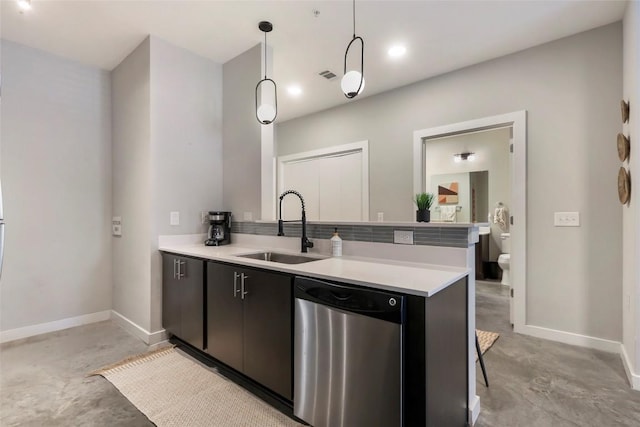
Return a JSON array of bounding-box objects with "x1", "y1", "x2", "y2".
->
[
  {"x1": 173, "y1": 259, "x2": 178, "y2": 279},
  {"x1": 241, "y1": 273, "x2": 249, "y2": 300},
  {"x1": 178, "y1": 261, "x2": 186, "y2": 280},
  {"x1": 233, "y1": 272, "x2": 241, "y2": 298}
]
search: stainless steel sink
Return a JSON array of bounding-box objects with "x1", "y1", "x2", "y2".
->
[{"x1": 235, "y1": 252, "x2": 324, "y2": 264}]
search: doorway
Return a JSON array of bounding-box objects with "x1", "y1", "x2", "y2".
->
[{"x1": 412, "y1": 111, "x2": 527, "y2": 332}]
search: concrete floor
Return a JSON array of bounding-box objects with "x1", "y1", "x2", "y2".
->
[
  {"x1": 475, "y1": 280, "x2": 640, "y2": 426},
  {"x1": 1, "y1": 283, "x2": 639, "y2": 426}
]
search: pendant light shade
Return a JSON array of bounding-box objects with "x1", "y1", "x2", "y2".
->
[
  {"x1": 342, "y1": 0, "x2": 364, "y2": 99},
  {"x1": 256, "y1": 21, "x2": 277, "y2": 125}
]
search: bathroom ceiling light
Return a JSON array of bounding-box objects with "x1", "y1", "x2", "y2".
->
[
  {"x1": 17, "y1": 0, "x2": 32, "y2": 11},
  {"x1": 255, "y1": 21, "x2": 278, "y2": 125},
  {"x1": 454, "y1": 152, "x2": 475, "y2": 162},
  {"x1": 341, "y1": 0, "x2": 365, "y2": 99},
  {"x1": 287, "y1": 85, "x2": 303, "y2": 97},
  {"x1": 388, "y1": 45, "x2": 406, "y2": 58}
]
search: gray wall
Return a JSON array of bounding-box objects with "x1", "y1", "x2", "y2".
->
[
  {"x1": 277, "y1": 24, "x2": 623, "y2": 342},
  {"x1": 0, "y1": 40, "x2": 112, "y2": 330},
  {"x1": 149, "y1": 36, "x2": 223, "y2": 332},
  {"x1": 223, "y1": 44, "x2": 262, "y2": 220},
  {"x1": 622, "y1": 2, "x2": 639, "y2": 378},
  {"x1": 112, "y1": 37, "x2": 152, "y2": 331}
]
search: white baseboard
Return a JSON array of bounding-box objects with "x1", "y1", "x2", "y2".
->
[
  {"x1": 470, "y1": 394, "x2": 481, "y2": 425},
  {"x1": 110, "y1": 310, "x2": 167, "y2": 345},
  {"x1": 620, "y1": 344, "x2": 640, "y2": 390},
  {"x1": 518, "y1": 324, "x2": 621, "y2": 353},
  {"x1": 0, "y1": 310, "x2": 111, "y2": 344}
]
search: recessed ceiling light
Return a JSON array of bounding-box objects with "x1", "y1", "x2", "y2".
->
[
  {"x1": 388, "y1": 45, "x2": 407, "y2": 58},
  {"x1": 287, "y1": 85, "x2": 303, "y2": 97},
  {"x1": 17, "y1": 0, "x2": 32, "y2": 11}
]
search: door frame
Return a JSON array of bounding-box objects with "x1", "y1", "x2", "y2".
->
[
  {"x1": 277, "y1": 141, "x2": 370, "y2": 221},
  {"x1": 412, "y1": 110, "x2": 527, "y2": 333}
]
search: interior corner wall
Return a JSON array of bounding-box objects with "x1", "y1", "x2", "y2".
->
[
  {"x1": 223, "y1": 44, "x2": 262, "y2": 220},
  {"x1": 149, "y1": 36, "x2": 223, "y2": 332},
  {"x1": 276, "y1": 23, "x2": 623, "y2": 343},
  {"x1": 111, "y1": 37, "x2": 152, "y2": 332},
  {"x1": 0, "y1": 40, "x2": 112, "y2": 332},
  {"x1": 622, "y1": 0, "x2": 640, "y2": 382}
]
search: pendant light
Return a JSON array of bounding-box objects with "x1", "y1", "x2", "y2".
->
[
  {"x1": 341, "y1": 0, "x2": 365, "y2": 99},
  {"x1": 256, "y1": 21, "x2": 278, "y2": 125}
]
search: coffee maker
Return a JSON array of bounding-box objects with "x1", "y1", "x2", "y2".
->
[{"x1": 205, "y1": 211, "x2": 232, "y2": 246}]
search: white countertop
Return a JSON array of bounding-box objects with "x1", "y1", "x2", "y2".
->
[{"x1": 159, "y1": 243, "x2": 469, "y2": 297}]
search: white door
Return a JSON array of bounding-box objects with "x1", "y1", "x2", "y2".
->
[
  {"x1": 318, "y1": 152, "x2": 362, "y2": 221},
  {"x1": 280, "y1": 159, "x2": 320, "y2": 221},
  {"x1": 279, "y1": 142, "x2": 368, "y2": 222}
]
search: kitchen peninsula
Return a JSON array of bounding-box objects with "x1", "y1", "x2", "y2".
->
[{"x1": 160, "y1": 239, "x2": 471, "y2": 426}]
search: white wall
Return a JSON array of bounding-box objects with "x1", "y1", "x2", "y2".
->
[
  {"x1": 425, "y1": 128, "x2": 511, "y2": 259},
  {"x1": 222, "y1": 44, "x2": 262, "y2": 220},
  {"x1": 149, "y1": 36, "x2": 223, "y2": 332},
  {"x1": 112, "y1": 36, "x2": 223, "y2": 337},
  {"x1": 276, "y1": 24, "x2": 623, "y2": 343},
  {"x1": 622, "y1": 1, "x2": 640, "y2": 388},
  {"x1": 0, "y1": 40, "x2": 112, "y2": 331},
  {"x1": 111, "y1": 37, "x2": 152, "y2": 332}
]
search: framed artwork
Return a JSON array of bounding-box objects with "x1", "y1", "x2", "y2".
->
[{"x1": 438, "y1": 182, "x2": 459, "y2": 204}]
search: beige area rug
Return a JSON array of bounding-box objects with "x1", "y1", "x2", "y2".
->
[
  {"x1": 90, "y1": 347, "x2": 302, "y2": 427},
  {"x1": 476, "y1": 329, "x2": 500, "y2": 360}
]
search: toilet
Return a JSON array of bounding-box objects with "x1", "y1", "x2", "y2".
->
[{"x1": 497, "y1": 233, "x2": 511, "y2": 286}]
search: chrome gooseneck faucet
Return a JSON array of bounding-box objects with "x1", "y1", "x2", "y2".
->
[{"x1": 278, "y1": 190, "x2": 314, "y2": 253}]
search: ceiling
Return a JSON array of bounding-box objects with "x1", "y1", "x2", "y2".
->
[{"x1": 0, "y1": 0, "x2": 628, "y2": 122}]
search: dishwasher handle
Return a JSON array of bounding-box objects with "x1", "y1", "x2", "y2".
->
[{"x1": 294, "y1": 276, "x2": 404, "y2": 324}]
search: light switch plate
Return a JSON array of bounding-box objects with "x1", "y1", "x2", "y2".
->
[
  {"x1": 170, "y1": 211, "x2": 180, "y2": 226},
  {"x1": 112, "y1": 216, "x2": 122, "y2": 237},
  {"x1": 554, "y1": 212, "x2": 580, "y2": 227},
  {"x1": 394, "y1": 230, "x2": 414, "y2": 245}
]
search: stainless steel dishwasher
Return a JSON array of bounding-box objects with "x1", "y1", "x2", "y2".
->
[{"x1": 294, "y1": 276, "x2": 405, "y2": 427}]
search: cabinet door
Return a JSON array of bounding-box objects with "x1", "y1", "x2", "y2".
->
[
  {"x1": 178, "y1": 257, "x2": 204, "y2": 349},
  {"x1": 162, "y1": 253, "x2": 181, "y2": 338},
  {"x1": 207, "y1": 262, "x2": 244, "y2": 372},
  {"x1": 242, "y1": 269, "x2": 293, "y2": 400}
]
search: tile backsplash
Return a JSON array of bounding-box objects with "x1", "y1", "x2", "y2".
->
[{"x1": 231, "y1": 221, "x2": 472, "y2": 248}]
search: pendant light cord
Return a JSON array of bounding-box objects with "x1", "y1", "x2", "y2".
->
[
  {"x1": 264, "y1": 31, "x2": 267, "y2": 79},
  {"x1": 352, "y1": 0, "x2": 356, "y2": 38}
]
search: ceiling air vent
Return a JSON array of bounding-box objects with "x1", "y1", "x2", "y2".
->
[{"x1": 318, "y1": 70, "x2": 337, "y2": 80}]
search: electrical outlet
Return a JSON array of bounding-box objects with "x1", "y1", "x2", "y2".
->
[
  {"x1": 112, "y1": 216, "x2": 122, "y2": 237},
  {"x1": 554, "y1": 212, "x2": 580, "y2": 227},
  {"x1": 170, "y1": 211, "x2": 180, "y2": 226},
  {"x1": 243, "y1": 211, "x2": 253, "y2": 221},
  {"x1": 377, "y1": 212, "x2": 384, "y2": 222},
  {"x1": 393, "y1": 230, "x2": 414, "y2": 245},
  {"x1": 201, "y1": 211, "x2": 208, "y2": 225}
]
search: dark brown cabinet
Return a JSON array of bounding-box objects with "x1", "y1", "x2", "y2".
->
[
  {"x1": 162, "y1": 253, "x2": 204, "y2": 349},
  {"x1": 207, "y1": 261, "x2": 292, "y2": 400}
]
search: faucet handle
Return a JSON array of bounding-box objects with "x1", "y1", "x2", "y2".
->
[{"x1": 305, "y1": 238, "x2": 314, "y2": 249}]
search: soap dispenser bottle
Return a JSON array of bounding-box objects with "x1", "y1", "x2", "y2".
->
[{"x1": 331, "y1": 227, "x2": 342, "y2": 257}]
